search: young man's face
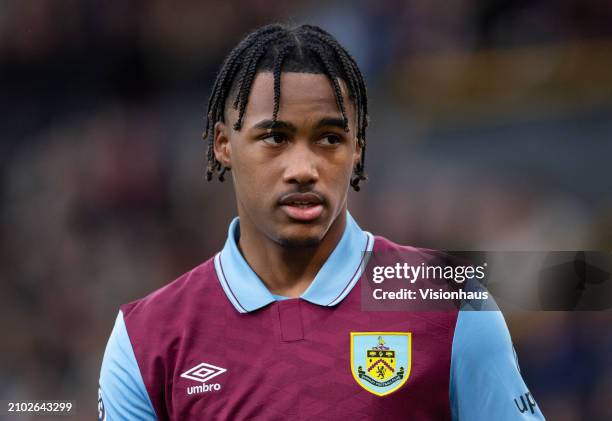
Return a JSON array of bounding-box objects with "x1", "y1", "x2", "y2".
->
[{"x1": 214, "y1": 71, "x2": 361, "y2": 247}]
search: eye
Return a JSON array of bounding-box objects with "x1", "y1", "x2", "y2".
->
[
  {"x1": 318, "y1": 134, "x2": 342, "y2": 145},
  {"x1": 260, "y1": 132, "x2": 288, "y2": 145}
]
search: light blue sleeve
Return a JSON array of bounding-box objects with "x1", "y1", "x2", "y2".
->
[
  {"x1": 98, "y1": 311, "x2": 157, "y2": 421},
  {"x1": 450, "y1": 309, "x2": 545, "y2": 420}
]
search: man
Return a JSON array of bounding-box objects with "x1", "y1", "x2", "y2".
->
[{"x1": 99, "y1": 24, "x2": 545, "y2": 420}]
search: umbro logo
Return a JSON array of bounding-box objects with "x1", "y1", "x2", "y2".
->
[{"x1": 181, "y1": 362, "x2": 227, "y2": 395}]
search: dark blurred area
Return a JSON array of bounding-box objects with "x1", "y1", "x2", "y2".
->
[{"x1": 1, "y1": 1, "x2": 611, "y2": 420}]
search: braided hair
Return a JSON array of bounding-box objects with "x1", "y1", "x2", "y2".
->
[{"x1": 203, "y1": 23, "x2": 369, "y2": 191}]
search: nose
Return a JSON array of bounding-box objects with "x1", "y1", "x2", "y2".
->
[{"x1": 282, "y1": 142, "x2": 319, "y2": 186}]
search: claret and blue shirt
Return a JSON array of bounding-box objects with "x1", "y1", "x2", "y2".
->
[{"x1": 99, "y1": 212, "x2": 545, "y2": 420}]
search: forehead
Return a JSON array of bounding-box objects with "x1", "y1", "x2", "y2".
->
[{"x1": 236, "y1": 71, "x2": 353, "y2": 126}]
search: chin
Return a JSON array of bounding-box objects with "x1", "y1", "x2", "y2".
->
[
  {"x1": 276, "y1": 236, "x2": 322, "y2": 248},
  {"x1": 274, "y1": 224, "x2": 325, "y2": 248}
]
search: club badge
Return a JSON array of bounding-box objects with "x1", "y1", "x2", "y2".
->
[{"x1": 350, "y1": 332, "x2": 412, "y2": 396}]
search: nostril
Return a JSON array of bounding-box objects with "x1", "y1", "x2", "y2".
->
[{"x1": 284, "y1": 167, "x2": 319, "y2": 185}]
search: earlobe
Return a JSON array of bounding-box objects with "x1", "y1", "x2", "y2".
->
[{"x1": 213, "y1": 122, "x2": 232, "y2": 168}]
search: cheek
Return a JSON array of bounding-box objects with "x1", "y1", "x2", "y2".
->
[
  {"x1": 329, "y1": 149, "x2": 355, "y2": 182},
  {"x1": 321, "y1": 152, "x2": 354, "y2": 203},
  {"x1": 230, "y1": 145, "x2": 276, "y2": 201}
]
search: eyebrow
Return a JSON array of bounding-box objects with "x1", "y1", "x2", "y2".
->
[
  {"x1": 315, "y1": 117, "x2": 347, "y2": 130},
  {"x1": 251, "y1": 117, "x2": 346, "y2": 131},
  {"x1": 252, "y1": 119, "x2": 297, "y2": 131}
]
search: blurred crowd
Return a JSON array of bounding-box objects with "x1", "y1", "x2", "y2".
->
[{"x1": 1, "y1": 1, "x2": 611, "y2": 420}]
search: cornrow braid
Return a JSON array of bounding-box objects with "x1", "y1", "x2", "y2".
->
[
  {"x1": 205, "y1": 25, "x2": 282, "y2": 136},
  {"x1": 306, "y1": 43, "x2": 350, "y2": 132},
  {"x1": 299, "y1": 25, "x2": 369, "y2": 136},
  {"x1": 233, "y1": 32, "x2": 288, "y2": 130},
  {"x1": 232, "y1": 31, "x2": 287, "y2": 112},
  {"x1": 303, "y1": 29, "x2": 369, "y2": 147},
  {"x1": 271, "y1": 43, "x2": 294, "y2": 122},
  {"x1": 203, "y1": 23, "x2": 369, "y2": 190}
]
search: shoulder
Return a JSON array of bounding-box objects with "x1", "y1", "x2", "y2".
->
[
  {"x1": 100, "y1": 257, "x2": 225, "y2": 420},
  {"x1": 452, "y1": 310, "x2": 512, "y2": 358},
  {"x1": 372, "y1": 235, "x2": 453, "y2": 264},
  {"x1": 120, "y1": 256, "x2": 219, "y2": 322},
  {"x1": 118, "y1": 256, "x2": 229, "y2": 346},
  {"x1": 450, "y1": 310, "x2": 545, "y2": 419},
  {"x1": 369, "y1": 235, "x2": 461, "y2": 324},
  {"x1": 99, "y1": 312, "x2": 157, "y2": 420}
]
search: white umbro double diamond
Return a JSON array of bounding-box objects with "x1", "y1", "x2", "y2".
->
[{"x1": 180, "y1": 362, "x2": 227, "y2": 383}]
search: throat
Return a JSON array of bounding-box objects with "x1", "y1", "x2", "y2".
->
[
  {"x1": 240, "y1": 241, "x2": 324, "y2": 298},
  {"x1": 235, "y1": 208, "x2": 347, "y2": 299}
]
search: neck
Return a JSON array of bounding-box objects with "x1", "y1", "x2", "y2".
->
[{"x1": 237, "y1": 210, "x2": 347, "y2": 298}]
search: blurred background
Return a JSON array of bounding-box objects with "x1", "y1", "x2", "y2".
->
[{"x1": 1, "y1": 0, "x2": 611, "y2": 420}]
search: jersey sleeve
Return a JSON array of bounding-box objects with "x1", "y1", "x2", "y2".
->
[
  {"x1": 99, "y1": 311, "x2": 157, "y2": 421},
  {"x1": 450, "y1": 309, "x2": 545, "y2": 420}
]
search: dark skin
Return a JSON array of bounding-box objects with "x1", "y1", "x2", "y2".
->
[{"x1": 214, "y1": 72, "x2": 361, "y2": 298}]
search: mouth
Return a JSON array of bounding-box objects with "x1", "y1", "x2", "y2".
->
[{"x1": 278, "y1": 192, "x2": 325, "y2": 222}]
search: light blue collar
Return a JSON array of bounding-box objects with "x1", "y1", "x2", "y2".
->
[{"x1": 214, "y1": 211, "x2": 374, "y2": 313}]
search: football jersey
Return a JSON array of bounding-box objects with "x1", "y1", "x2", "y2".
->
[{"x1": 99, "y1": 212, "x2": 545, "y2": 420}]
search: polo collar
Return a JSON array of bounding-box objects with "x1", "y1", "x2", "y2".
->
[{"x1": 214, "y1": 212, "x2": 374, "y2": 313}]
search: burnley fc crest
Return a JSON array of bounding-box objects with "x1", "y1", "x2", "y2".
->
[{"x1": 350, "y1": 332, "x2": 412, "y2": 396}]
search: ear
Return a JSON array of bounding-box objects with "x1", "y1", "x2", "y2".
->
[
  {"x1": 352, "y1": 137, "x2": 362, "y2": 168},
  {"x1": 214, "y1": 121, "x2": 232, "y2": 168}
]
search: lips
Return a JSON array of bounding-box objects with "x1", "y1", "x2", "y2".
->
[{"x1": 278, "y1": 192, "x2": 325, "y2": 222}]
